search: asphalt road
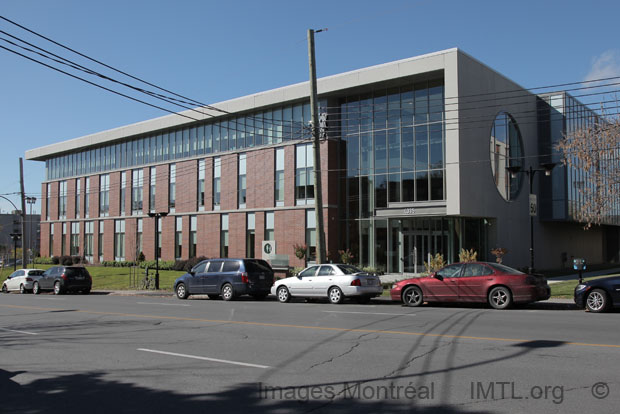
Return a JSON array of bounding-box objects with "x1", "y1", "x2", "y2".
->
[{"x1": 0, "y1": 292, "x2": 618, "y2": 414}]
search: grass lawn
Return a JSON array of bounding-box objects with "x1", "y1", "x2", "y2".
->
[
  {"x1": 0, "y1": 265, "x2": 185, "y2": 291},
  {"x1": 549, "y1": 274, "x2": 619, "y2": 299}
]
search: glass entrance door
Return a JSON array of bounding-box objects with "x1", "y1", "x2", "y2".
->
[{"x1": 400, "y1": 231, "x2": 447, "y2": 274}]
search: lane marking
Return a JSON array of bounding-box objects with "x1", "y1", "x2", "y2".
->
[
  {"x1": 137, "y1": 302, "x2": 191, "y2": 307},
  {"x1": 35, "y1": 297, "x2": 65, "y2": 300},
  {"x1": 0, "y1": 327, "x2": 38, "y2": 335},
  {"x1": 323, "y1": 310, "x2": 416, "y2": 317},
  {"x1": 2, "y1": 304, "x2": 620, "y2": 349},
  {"x1": 137, "y1": 348, "x2": 270, "y2": 369}
]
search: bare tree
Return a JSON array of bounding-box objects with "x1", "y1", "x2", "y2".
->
[{"x1": 556, "y1": 114, "x2": 620, "y2": 228}]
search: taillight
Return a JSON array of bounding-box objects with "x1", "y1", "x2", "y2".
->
[
  {"x1": 61, "y1": 273, "x2": 68, "y2": 281},
  {"x1": 241, "y1": 272, "x2": 249, "y2": 283},
  {"x1": 351, "y1": 279, "x2": 361, "y2": 286},
  {"x1": 26, "y1": 277, "x2": 32, "y2": 282}
]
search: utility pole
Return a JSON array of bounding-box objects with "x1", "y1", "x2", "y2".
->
[
  {"x1": 307, "y1": 28, "x2": 326, "y2": 264},
  {"x1": 19, "y1": 158, "x2": 27, "y2": 267}
]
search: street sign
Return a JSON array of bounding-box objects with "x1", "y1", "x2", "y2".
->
[
  {"x1": 529, "y1": 194, "x2": 537, "y2": 217},
  {"x1": 262, "y1": 241, "x2": 276, "y2": 260}
]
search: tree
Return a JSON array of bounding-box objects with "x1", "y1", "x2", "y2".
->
[{"x1": 556, "y1": 115, "x2": 620, "y2": 228}]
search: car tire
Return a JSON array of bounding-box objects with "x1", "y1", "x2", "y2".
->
[
  {"x1": 221, "y1": 283, "x2": 235, "y2": 301},
  {"x1": 585, "y1": 289, "x2": 608, "y2": 313},
  {"x1": 20, "y1": 284, "x2": 27, "y2": 294},
  {"x1": 328, "y1": 286, "x2": 344, "y2": 304},
  {"x1": 277, "y1": 286, "x2": 291, "y2": 303},
  {"x1": 402, "y1": 286, "x2": 424, "y2": 307},
  {"x1": 2, "y1": 284, "x2": 8, "y2": 293},
  {"x1": 176, "y1": 283, "x2": 189, "y2": 300},
  {"x1": 251, "y1": 293, "x2": 268, "y2": 300},
  {"x1": 53, "y1": 281, "x2": 63, "y2": 295},
  {"x1": 488, "y1": 286, "x2": 512, "y2": 310},
  {"x1": 32, "y1": 282, "x2": 40, "y2": 295}
]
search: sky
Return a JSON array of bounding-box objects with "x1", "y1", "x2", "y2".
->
[{"x1": 1, "y1": 0, "x2": 620, "y2": 214}]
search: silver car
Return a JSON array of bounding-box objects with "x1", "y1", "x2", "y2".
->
[
  {"x1": 1, "y1": 269, "x2": 45, "y2": 294},
  {"x1": 271, "y1": 264, "x2": 383, "y2": 304}
]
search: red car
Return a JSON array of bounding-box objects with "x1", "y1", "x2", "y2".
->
[{"x1": 390, "y1": 262, "x2": 550, "y2": 309}]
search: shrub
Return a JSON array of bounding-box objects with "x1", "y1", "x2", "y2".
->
[
  {"x1": 137, "y1": 251, "x2": 145, "y2": 263},
  {"x1": 51, "y1": 256, "x2": 60, "y2": 265},
  {"x1": 183, "y1": 256, "x2": 208, "y2": 272},
  {"x1": 293, "y1": 243, "x2": 307, "y2": 260},
  {"x1": 289, "y1": 266, "x2": 305, "y2": 277},
  {"x1": 424, "y1": 253, "x2": 446, "y2": 273},
  {"x1": 490, "y1": 247, "x2": 508, "y2": 264},
  {"x1": 361, "y1": 266, "x2": 385, "y2": 276},
  {"x1": 34, "y1": 256, "x2": 54, "y2": 265},
  {"x1": 459, "y1": 248, "x2": 478, "y2": 263},
  {"x1": 60, "y1": 255, "x2": 73, "y2": 266},
  {"x1": 338, "y1": 249, "x2": 355, "y2": 264}
]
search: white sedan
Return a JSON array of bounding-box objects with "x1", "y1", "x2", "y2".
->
[
  {"x1": 1, "y1": 269, "x2": 45, "y2": 294},
  {"x1": 272, "y1": 264, "x2": 383, "y2": 304}
]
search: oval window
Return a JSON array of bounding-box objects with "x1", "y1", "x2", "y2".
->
[{"x1": 490, "y1": 112, "x2": 523, "y2": 200}]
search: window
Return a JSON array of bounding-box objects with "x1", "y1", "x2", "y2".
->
[
  {"x1": 198, "y1": 160, "x2": 205, "y2": 211},
  {"x1": 296, "y1": 144, "x2": 314, "y2": 205},
  {"x1": 265, "y1": 211, "x2": 274, "y2": 241},
  {"x1": 98, "y1": 221, "x2": 104, "y2": 262},
  {"x1": 114, "y1": 220, "x2": 125, "y2": 261},
  {"x1": 85, "y1": 178, "x2": 90, "y2": 218},
  {"x1": 61, "y1": 222, "x2": 67, "y2": 256},
  {"x1": 120, "y1": 172, "x2": 127, "y2": 215},
  {"x1": 49, "y1": 223, "x2": 54, "y2": 256},
  {"x1": 239, "y1": 154, "x2": 247, "y2": 208},
  {"x1": 490, "y1": 112, "x2": 524, "y2": 201},
  {"x1": 46, "y1": 183, "x2": 51, "y2": 220},
  {"x1": 99, "y1": 174, "x2": 110, "y2": 217},
  {"x1": 84, "y1": 221, "x2": 94, "y2": 261},
  {"x1": 157, "y1": 217, "x2": 162, "y2": 258},
  {"x1": 306, "y1": 210, "x2": 316, "y2": 261},
  {"x1": 132, "y1": 169, "x2": 143, "y2": 215},
  {"x1": 169, "y1": 164, "x2": 176, "y2": 212},
  {"x1": 213, "y1": 157, "x2": 221, "y2": 210},
  {"x1": 175, "y1": 216, "x2": 182, "y2": 260},
  {"x1": 246, "y1": 213, "x2": 255, "y2": 258},
  {"x1": 149, "y1": 167, "x2": 156, "y2": 213},
  {"x1": 75, "y1": 180, "x2": 81, "y2": 218},
  {"x1": 59, "y1": 181, "x2": 67, "y2": 219},
  {"x1": 275, "y1": 148, "x2": 284, "y2": 206},
  {"x1": 220, "y1": 214, "x2": 228, "y2": 257},
  {"x1": 189, "y1": 216, "x2": 197, "y2": 258},
  {"x1": 136, "y1": 218, "x2": 143, "y2": 258},
  {"x1": 70, "y1": 222, "x2": 79, "y2": 256}
]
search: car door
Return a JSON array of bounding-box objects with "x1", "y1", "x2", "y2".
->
[
  {"x1": 6, "y1": 271, "x2": 19, "y2": 290},
  {"x1": 290, "y1": 266, "x2": 318, "y2": 296},
  {"x1": 458, "y1": 263, "x2": 495, "y2": 302},
  {"x1": 13, "y1": 270, "x2": 26, "y2": 290},
  {"x1": 203, "y1": 260, "x2": 223, "y2": 294},
  {"x1": 189, "y1": 261, "x2": 208, "y2": 293},
  {"x1": 40, "y1": 267, "x2": 55, "y2": 289},
  {"x1": 423, "y1": 264, "x2": 461, "y2": 301},
  {"x1": 314, "y1": 265, "x2": 336, "y2": 296}
]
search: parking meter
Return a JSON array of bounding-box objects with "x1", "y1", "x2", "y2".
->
[{"x1": 573, "y1": 258, "x2": 586, "y2": 284}]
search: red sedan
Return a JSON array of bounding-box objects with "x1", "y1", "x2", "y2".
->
[{"x1": 390, "y1": 262, "x2": 550, "y2": 309}]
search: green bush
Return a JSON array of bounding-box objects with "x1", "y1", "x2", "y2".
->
[
  {"x1": 361, "y1": 266, "x2": 385, "y2": 276},
  {"x1": 34, "y1": 256, "x2": 54, "y2": 265},
  {"x1": 139, "y1": 260, "x2": 176, "y2": 270},
  {"x1": 52, "y1": 256, "x2": 60, "y2": 265},
  {"x1": 289, "y1": 266, "x2": 305, "y2": 277},
  {"x1": 101, "y1": 260, "x2": 137, "y2": 268}
]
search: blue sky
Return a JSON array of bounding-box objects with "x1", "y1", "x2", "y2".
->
[{"x1": 1, "y1": 0, "x2": 619, "y2": 213}]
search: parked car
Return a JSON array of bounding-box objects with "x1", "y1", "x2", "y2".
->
[
  {"x1": 174, "y1": 258, "x2": 274, "y2": 300},
  {"x1": 272, "y1": 264, "x2": 383, "y2": 304},
  {"x1": 1, "y1": 269, "x2": 45, "y2": 293},
  {"x1": 390, "y1": 262, "x2": 550, "y2": 309},
  {"x1": 574, "y1": 275, "x2": 620, "y2": 313},
  {"x1": 33, "y1": 266, "x2": 92, "y2": 295}
]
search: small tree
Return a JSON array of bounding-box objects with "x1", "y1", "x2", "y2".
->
[
  {"x1": 490, "y1": 247, "x2": 508, "y2": 264},
  {"x1": 459, "y1": 248, "x2": 478, "y2": 263},
  {"x1": 338, "y1": 249, "x2": 354, "y2": 264},
  {"x1": 293, "y1": 243, "x2": 307, "y2": 261}
]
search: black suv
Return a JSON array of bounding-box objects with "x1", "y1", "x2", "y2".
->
[
  {"x1": 174, "y1": 258, "x2": 274, "y2": 300},
  {"x1": 33, "y1": 266, "x2": 92, "y2": 295}
]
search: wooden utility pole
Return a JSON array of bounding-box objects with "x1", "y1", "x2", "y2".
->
[
  {"x1": 307, "y1": 28, "x2": 326, "y2": 264},
  {"x1": 19, "y1": 157, "x2": 27, "y2": 266}
]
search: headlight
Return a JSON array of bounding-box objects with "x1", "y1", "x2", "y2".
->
[
  {"x1": 391, "y1": 284, "x2": 398, "y2": 289},
  {"x1": 575, "y1": 284, "x2": 587, "y2": 291}
]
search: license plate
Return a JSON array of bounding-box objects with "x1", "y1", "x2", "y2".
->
[{"x1": 75, "y1": 276, "x2": 84, "y2": 280}]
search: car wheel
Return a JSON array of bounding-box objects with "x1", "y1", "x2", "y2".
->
[
  {"x1": 488, "y1": 286, "x2": 512, "y2": 309},
  {"x1": 251, "y1": 293, "x2": 268, "y2": 300},
  {"x1": 32, "y1": 282, "x2": 40, "y2": 295},
  {"x1": 402, "y1": 286, "x2": 423, "y2": 307},
  {"x1": 207, "y1": 294, "x2": 220, "y2": 300},
  {"x1": 176, "y1": 283, "x2": 189, "y2": 300},
  {"x1": 328, "y1": 286, "x2": 344, "y2": 304},
  {"x1": 221, "y1": 283, "x2": 235, "y2": 301},
  {"x1": 2, "y1": 284, "x2": 8, "y2": 293},
  {"x1": 53, "y1": 281, "x2": 63, "y2": 295},
  {"x1": 277, "y1": 286, "x2": 290, "y2": 303},
  {"x1": 20, "y1": 284, "x2": 27, "y2": 294},
  {"x1": 586, "y1": 289, "x2": 608, "y2": 313}
]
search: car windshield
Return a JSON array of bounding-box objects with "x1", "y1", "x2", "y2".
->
[
  {"x1": 336, "y1": 265, "x2": 364, "y2": 275},
  {"x1": 488, "y1": 263, "x2": 524, "y2": 275}
]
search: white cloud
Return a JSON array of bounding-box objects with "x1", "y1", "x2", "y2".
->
[{"x1": 585, "y1": 50, "x2": 620, "y2": 82}]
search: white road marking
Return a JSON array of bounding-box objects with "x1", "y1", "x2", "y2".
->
[
  {"x1": 136, "y1": 302, "x2": 191, "y2": 307},
  {"x1": 36, "y1": 297, "x2": 65, "y2": 300},
  {"x1": 0, "y1": 327, "x2": 38, "y2": 335},
  {"x1": 322, "y1": 310, "x2": 416, "y2": 317},
  {"x1": 137, "y1": 348, "x2": 271, "y2": 369}
]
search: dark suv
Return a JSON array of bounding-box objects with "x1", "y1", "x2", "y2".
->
[
  {"x1": 174, "y1": 258, "x2": 274, "y2": 300},
  {"x1": 33, "y1": 266, "x2": 92, "y2": 295}
]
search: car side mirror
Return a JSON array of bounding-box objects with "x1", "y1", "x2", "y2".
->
[
  {"x1": 434, "y1": 273, "x2": 444, "y2": 281},
  {"x1": 189, "y1": 270, "x2": 195, "y2": 276}
]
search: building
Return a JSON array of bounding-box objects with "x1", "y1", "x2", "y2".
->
[
  {"x1": 0, "y1": 212, "x2": 41, "y2": 264},
  {"x1": 25, "y1": 49, "x2": 620, "y2": 272}
]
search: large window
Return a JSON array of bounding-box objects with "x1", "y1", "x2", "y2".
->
[
  {"x1": 305, "y1": 210, "x2": 316, "y2": 261},
  {"x1": 157, "y1": 217, "x2": 162, "y2": 258},
  {"x1": 296, "y1": 144, "x2": 314, "y2": 205},
  {"x1": 220, "y1": 214, "x2": 228, "y2": 258},
  {"x1": 132, "y1": 169, "x2": 143, "y2": 215},
  {"x1": 275, "y1": 148, "x2": 284, "y2": 206},
  {"x1": 198, "y1": 160, "x2": 205, "y2": 211},
  {"x1": 99, "y1": 174, "x2": 110, "y2": 217},
  {"x1": 61, "y1": 222, "x2": 67, "y2": 256},
  {"x1": 169, "y1": 164, "x2": 176, "y2": 212},
  {"x1": 213, "y1": 157, "x2": 221, "y2": 210},
  {"x1": 85, "y1": 178, "x2": 90, "y2": 218},
  {"x1": 175, "y1": 216, "x2": 182, "y2": 259},
  {"x1": 265, "y1": 211, "x2": 274, "y2": 241},
  {"x1": 46, "y1": 183, "x2": 51, "y2": 220},
  {"x1": 121, "y1": 172, "x2": 126, "y2": 215},
  {"x1": 149, "y1": 167, "x2": 156, "y2": 213},
  {"x1": 490, "y1": 111, "x2": 523, "y2": 201},
  {"x1": 49, "y1": 223, "x2": 54, "y2": 256},
  {"x1": 246, "y1": 213, "x2": 255, "y2": 258},
  {"x1": 136, "y1": 218, "x2": 143, "y2": 258},
  {"x1": 59, "y1": 181, "x2": 67, "y2": 219},
  {"x1": 114, "y1": 220, "x2": 125, "y2": 261},
  {"x1": 98, "y1": 221, "x2": 104, "y2": 262},
  {"x1": 84, "y1": 221, "x2": 94, "y2": 262},
  {"x1": 239, "y1": 154, "x2": 247, "y2": 208},
  {"x1": 75, "y1": 179, "x2": 81, "y2": 218},
  {"x1": 70, "y1": 222, "x2": 79, "y2": 256},
  {"x1": 189, "y1": 216, "x2": 197, "y2": 258}
]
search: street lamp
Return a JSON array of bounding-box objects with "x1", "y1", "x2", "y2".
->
[
  {"x1": 147, "y1": 211, "x2": 168, "y2": 289},
  {"x1": 9, "y1": 233, "x2": 21, "y2": 272},
  {"x1": 506, "y1": 163, "x2": 557, "y2": 274},
  {"x1": 26, "y1": 196, "x2": 37, "y2": 268}
]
